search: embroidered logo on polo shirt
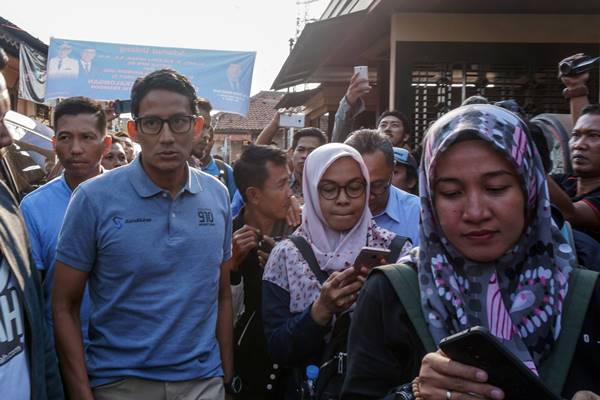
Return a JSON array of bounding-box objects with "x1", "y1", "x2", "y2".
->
[
  {"x1": 198, "y1": 209, "x2": 215, "y2": 226},
  {"x1": 113, "y1": 216, "x2": 124, "y2": 230},
  {"x1": 112, "y1": 216, "x2": 152, "y2": 230}
]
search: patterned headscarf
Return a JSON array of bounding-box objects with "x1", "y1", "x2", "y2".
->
[{"x1": 418, "y1": 104, "x2": 575, "y2": 372}]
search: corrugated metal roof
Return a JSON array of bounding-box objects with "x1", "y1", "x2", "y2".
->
[
  {"x1": 320, "y1": 0, "x2": 374, "y2": 20},
  {"x1": 0, "y1": 16, "x2": 48, "y2": 57}
]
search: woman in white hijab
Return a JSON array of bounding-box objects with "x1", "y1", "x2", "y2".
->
[{"x1": 262, "y1": 143, "x2": 410, "y2": 399}]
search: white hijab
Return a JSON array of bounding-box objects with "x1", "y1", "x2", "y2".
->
[{"x1": 301, "y1": 143, "x2": 372, "y2": 272}]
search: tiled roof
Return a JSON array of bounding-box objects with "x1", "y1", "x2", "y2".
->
[{"x1": 214, "y1": 91, "x2": 285, "y2": 132}]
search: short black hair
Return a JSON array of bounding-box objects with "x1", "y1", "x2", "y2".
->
[
  {"x1": 234, "y1": 144, "x2": 288, "y2": 202},
  {"x1": 462, "y1": 95, "x2": 489, "y2": 106},
  {"x1": 53, "y1": 96, "x2": 107, "y2": 135},
  {"x1": 376, "y1": 110, "x2": 411, "y2": 136},
  {"x1": 113, "y1": 130, "x2": 131, "y2": 140},
  {"x1": 345, "y1": 129, "x2": 394, "y2": 168},
  {"x1": 581, "y1": 103, "x2": 600, "y2": 117},
  {"x1": 130, "y1": 69, "x2": 198, "y2": 118},
  {"x1": 528, "y1": 122, "x2": 552, "y2": 174},
  {"x1": 291, "y1": 128, "x2": 327, "y2": 150},
  {"x1": 196, "y1": 96, "x2": 213, "y2": 128}
]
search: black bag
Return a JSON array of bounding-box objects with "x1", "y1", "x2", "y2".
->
[{"x1": 289, "y1": 235, "x2": 409, "y2": 400}]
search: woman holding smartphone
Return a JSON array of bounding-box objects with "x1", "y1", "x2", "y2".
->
[
  {"x1": 342, "y1": 105, "x2": 600, "y2": 400},
  {"x1": 262, "y1": 143, "x2": 411, "y2": 399}
]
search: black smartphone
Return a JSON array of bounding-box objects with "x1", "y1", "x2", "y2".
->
[
  {"x1": 353, "y1": 246, "x2": 391, "y2": 270},
  {"x1": 113, "y1": 99, "x2": 131, "y2": 115},
  {"x1": 439, "y1": 326, "x2": 561, "y2": 400}
]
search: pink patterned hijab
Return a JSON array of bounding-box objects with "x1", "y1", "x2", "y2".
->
[
  {"x1": 301, "y1": 143, "x2": 372, "y2": 272},
  {"x1": 418, "y1": 104, "x2": 575, "y2": 372}
]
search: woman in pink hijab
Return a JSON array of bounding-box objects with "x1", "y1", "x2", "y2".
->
[{"x1": 262, "y1": 143, "x2": 410, "y2": 399}]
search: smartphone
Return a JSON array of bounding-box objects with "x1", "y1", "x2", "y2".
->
[
  {"x1": 354, "y1": 65, "x2": 368, "y2": 80},
  {"x1": 279, "y1": 113, "x2": 305, "y2": 128},
  {"x1": 113, "y1": 100, "x2": 132, "y2": 115},
  {"x1": 353, "y1": 246, "x2": 391, "y2": 270},
  {"x1": 439, "y1": 326, "x2": 561, "y2": 400}
]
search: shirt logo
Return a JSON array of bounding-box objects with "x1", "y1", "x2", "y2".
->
[
  {"x1": 198, "y1": 209, "x2": 214, "y2": 226},
  {"x1": 0, "y1": 259, "x2": 25, "y2": 366},
  {"x1": 112, "y1": 216, "x2": 152, "y2": 230},
  {"x1": 113, "y1": 216, "x2": 124, "y2": 230}
]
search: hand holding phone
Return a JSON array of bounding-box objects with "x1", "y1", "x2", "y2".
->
[
  {"x1": 353, "y1": 65, "x2": 368, "y2": 81},
  {"x1": 439, "y1": 326, "x2": 561, "y2": 400},
  {"x1": 311, "y1": 266, "x2": 365, "y2": 326}
]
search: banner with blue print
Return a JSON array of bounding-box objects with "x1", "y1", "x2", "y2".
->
[{"x1": 45, "y1": 38, "x2": 256, "y2": 116}]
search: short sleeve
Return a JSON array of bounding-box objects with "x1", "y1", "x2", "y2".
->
[
  {"x1": 20, "y1": 201, "x2": 45, "y2": 271},
  {"x1": 222, "y1": 200, "x2": 233, "y2": 263},
  {"x1": 225, "y1": 164, "x2": 237, "y2": 200},
  {"x1": 55, "y1": 187, "x2": 98, "y2": 272},
  {"x1": 581, "y1": 196, "x2": 600, "y2": 222},
  {"x1": 262, "y1": 240, "x2": 291, "y2": 291}
]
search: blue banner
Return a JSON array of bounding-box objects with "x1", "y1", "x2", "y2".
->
[{"x1": 45, "y1": 38, "x2": 256, "y2": 116}]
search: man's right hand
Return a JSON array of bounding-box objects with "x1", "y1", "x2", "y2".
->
[
  {"x1": 231, "y1": 225, "x2": 261, "y2": 270},
  {"x1": 345, "y1": 72, "x2": 371, "y2": 106},
  {"x1": 560, "y1": 53, "x2": 590, "y2": 88}
]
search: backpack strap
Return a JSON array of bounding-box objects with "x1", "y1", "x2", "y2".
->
[
  {"x1": 289, "y1": 236, "x2": 329, "y2": 284},
  {"x1": 540, "y1": 267, "x2": 598, "y2": 395},
  {"x1": 386, "y1": 235, "x2": 411, "y2": 264},
  {"x1": 376, "y1": 264, "x2": 437, "y2": 353}
]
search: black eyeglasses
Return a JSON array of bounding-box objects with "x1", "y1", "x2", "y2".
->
[
  {"x1": 370, "y1": 177, "x2": 392, "y2": 195},
  {"x1": 134, "y1": 115, "x2": 196, "y2": 135},
  {"x1": 318, "y1": 179, "x2": 366, "y2": 200}
]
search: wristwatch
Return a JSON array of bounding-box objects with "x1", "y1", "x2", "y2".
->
[{"x1": 224, "y1": 375, "x2": 243, "y2": 395}]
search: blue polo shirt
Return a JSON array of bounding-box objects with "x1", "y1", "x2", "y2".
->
[
  {"x1": 55, "y1": 157, "x2": 232, "y2": 387},
  {"x1": 373, "y1": 185, "x2": 421, "y2": 245},
  {"x1": 20, "y1": 175, "x2": 92, "y2": 345},
  {"x1": 202, "y1": 157, "x2": 237, "y2": 201}
]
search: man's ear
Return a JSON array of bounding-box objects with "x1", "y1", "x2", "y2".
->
[
  {"x1": 193, "y1": 116, "x2": 205, "y2": 138},
  {"x1": 103, "y1": 135, "x2": 112, "y2": 154},
  {"x1": 51, "y1": 135, "x2": 56, "y2": 150},
  {"x1": 127, "y1": 120, "x2": 137, "y2": 140},
  {"x1": 287, "y1": 147, "x2": 293, "y2": 158},
  {"x1": 245, "y1": 186, "x2": 261, "y2": 205}
]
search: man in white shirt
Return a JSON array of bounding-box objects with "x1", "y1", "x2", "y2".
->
[{"x1": 47, "y1": 43, "x2": 79, "y2": 78}]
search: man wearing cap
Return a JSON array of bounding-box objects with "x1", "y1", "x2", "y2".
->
[
  {"x1": 47, "y1": 43, "x2": 79, "y2": 78},
  {"x1": 391, "y1": 147, "x2": 418, "y2": 194}
]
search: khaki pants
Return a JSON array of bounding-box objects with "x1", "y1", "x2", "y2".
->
[{"x1": 93, "y1": 376, "x2": 224, "y2": 400}]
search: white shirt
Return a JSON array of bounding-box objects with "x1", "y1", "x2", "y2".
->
[{"x1": 47, "y1": 56, "x2": 79, "y2": 77}]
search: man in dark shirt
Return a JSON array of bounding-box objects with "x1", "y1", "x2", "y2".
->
[
  {"x1": 549, "y1": 104, "x2": 600, "y2": 243},
  {"x1": 230, "y1": 144, "x2": 294, "y2": 399},
  {"x1": 0, "y1": 46, "x2": 63, "y2": 400}
]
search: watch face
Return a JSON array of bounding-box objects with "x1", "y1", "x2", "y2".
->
[{"x1": 229, "y1": 376, "x2": 242, "y2": 394}]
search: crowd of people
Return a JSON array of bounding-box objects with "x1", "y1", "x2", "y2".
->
[{"x1": 0, "y1": 43, "x2": 599, "y2": 400}]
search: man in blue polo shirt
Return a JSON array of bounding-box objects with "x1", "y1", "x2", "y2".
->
[
  {"x1": 345, "y1": 129, "x2": 420, "y2": 245},
  {"x1": 189, "y1": 97, "x2": 237, "y2": 200},
  {"x1": 20, "y1": 96, "x2": 110, "y2": 346},
  {"x1": 53, "y1": 69, "x2": 234, "y2": 400}
]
